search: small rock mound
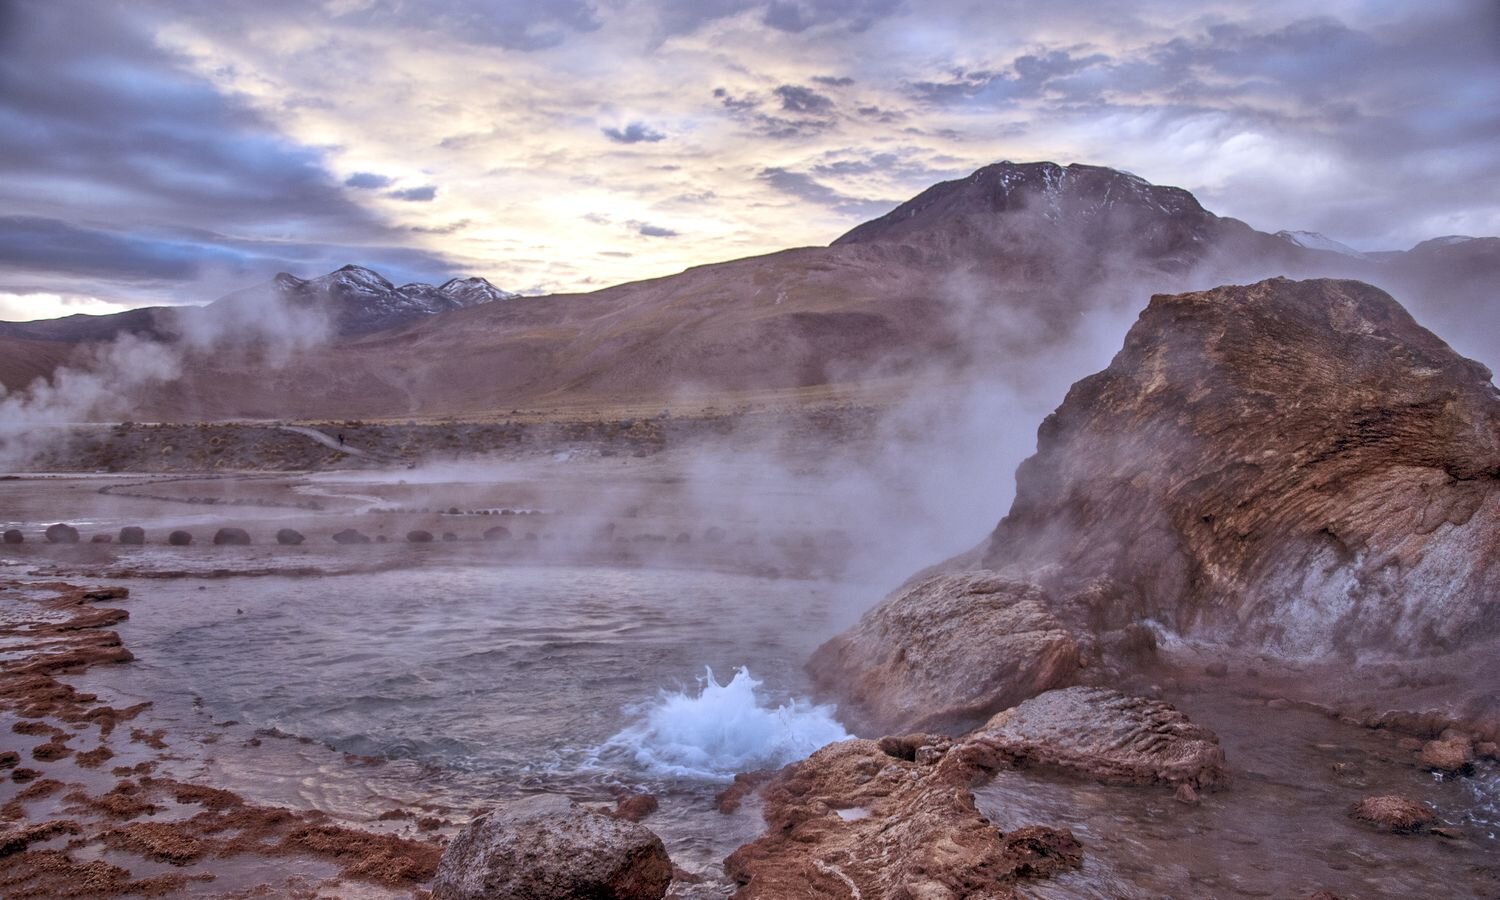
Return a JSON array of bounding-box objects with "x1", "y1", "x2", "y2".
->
[
  {"x1": 430, "y1": 794, "x2": 671, "y2": 900},
  {"x1": 406, "y1": 530, "x2": 434, "y2": 543},
  {"x1": 167, "y1": 530, "x2": 193, "y2": 546},
  {"x1": 808, "y1": 572, "x2": 1081, "y2": 732},
  {"x1": 1419, "y1": 736, "x2": 1474, "y2": 774},
  {"x1": 332, "y1": 528, "x2": 371, "y2": 545},
  {"x1": 1350, "y1": 795, "x2": 1436, "y2": 833},
  {"x1": 212, "y1": 528, "x2": 251, "y2": 546},
  {"x1": 2, "y1": 529, "x2": 22, "y2": 544},
  {"x1": 275, "y1": 529, "x2": 306, "y2": 546},
  {"x1": 483, "y1": 526, "x2": 511, "y2": 541},
  {"x1": 961, "y1": 686, "x2": 1225, "y2": 788},
  {"x1": 118, "y1": 526, "x2": 146, "y2": 546},
  {"x1": 44, "y1": 524, "x2": 80, "y2": 544}
]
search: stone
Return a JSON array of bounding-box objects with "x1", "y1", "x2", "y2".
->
[
  {"x1": 959, "y1": 687, "x2": 1226, "y2": 788},
  {"x1": 91, "y1": 534, "x2": 113, "y2": 543},
  {"x1": 725, "y1": 737, "x2": 1080, "y2": 899},
  {"x1": 44, "y1": 523, "x2": 80, "y2": 544},
  {"x1": 2, "y1": 529, "x2": 22, "y2": 544},
  {"x1": 406, "y1": 530, "x2": 434, "y2": 543},
  {"x1": 483, "y1": 525, "x2": 511, "y2": 541},
  {"x1": 117, "y1": 526, "x2": 146, "y2": 546},
  {"x1": 1349, "y1": 795, "x2": 1435, "y2": 833},
  {"x1": 808, "y1": 572, "x2": 1080, "y2": 732},
  {"x1": 1419, "y1": 736, "x2": 1474, "y2": 774},
  {"x1": 212, "y1": 528, "x2": 251, "y2": 546},
  {"x1": 332, "y1": 528, "x2": 371, "y2": 544},
  {"x1": 275, "y1": 529, "x2": 305, "y2": 546},
  {"x1": 430, "y1": 794, "x2": 671, "y2": 900},
  {"x1": 167, "y1": 530, "x2": 193, "y2": 546}
]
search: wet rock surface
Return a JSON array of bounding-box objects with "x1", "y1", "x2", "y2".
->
[
  {"x1": 724, "y1": 737, "x2": 1080, "y2": 899},
  {"x1": 1349, "y1": 795, "x2": 1437, "y2": 833},
  {"x1": 431, "y1": 794, "x2": 672, "y2": 900},
  {"x1": 808, "y1": 572, "x2": 1080, "y2": 732},
  {"x1": 959, "y1": 687, "x2": 1226, "y2": 788}
]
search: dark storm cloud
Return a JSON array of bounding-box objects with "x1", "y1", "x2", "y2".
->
[
  {"x1": 0, "y1": 1, "x2": 462, "y2": 301},
  {"x1": 345, "y1": 172, "x2": 395, "y2": 189},
  {"x1": 602, "y1": 122, "x2": 667, "y2": 143},
  {"x1": 0, "y1": 217, "x2": 460, "y2": 293},
  {"x1": 774, "y1": 84, "x2": 835, "y2": 114},
  {"x1": 758, "y1": 167, "x2": 897, "y2": 217},
  {"x1": 388, "y1": 185, "x2": 439, "y2": 202},
  {"x1": 811, "y1": 75, "x2": 855, "y2": 87}
]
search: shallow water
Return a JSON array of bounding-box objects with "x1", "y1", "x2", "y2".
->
[
  {"x1": 94, "y1": 564, "x2": 857, "y2": 887},
  {"x1": 977, "y1": 692, "x2": 1500, "y2": 900}
]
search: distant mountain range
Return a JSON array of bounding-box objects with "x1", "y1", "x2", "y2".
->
[
  {"x1": 0, "y1": 266, "x2": 517, "y2": 343},
  {"x1": 1, "y1": 161, "x2": 1495, "y2": 420}
]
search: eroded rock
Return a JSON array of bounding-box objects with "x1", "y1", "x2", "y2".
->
[
  {"x1": 808, "y1": 573, "x2": 1080, "y2": 732},
  {"x1": 959, "y1": 687, "x2": 1226, "y2": 788},
  {"x1": 724, "y1": 737, "x2": 1079, "y2": 899},
  {"x1": 430, "y1": 794, "x2": 671, "y2": 900},
  {"x1": 1350, "y1": 795, "x2": 1436, "y2": 833}
]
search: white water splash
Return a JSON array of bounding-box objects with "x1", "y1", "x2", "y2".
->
[{"x1": 600, "y1": 667, "x2": 850, "y2": 781}]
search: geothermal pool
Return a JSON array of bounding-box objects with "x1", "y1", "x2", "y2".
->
[{"x1": 81, "y1": 564, "x2": 863, "y2": 886}]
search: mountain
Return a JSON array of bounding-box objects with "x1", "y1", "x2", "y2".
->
[
  {"x1": 0, "y1": 161, "x2": 1495, "y2": 415},
  {"x1": 210, "y1": 265, "x2": 519, "y2": 337},
  {"x1": 811, "y1": 277, "x2": 1500, "y2": 733},
  {"x1": 1275, "y1": 229, "x2": 1365, "y2": 257},
  {"x1": 0, "y1": 266, "x2": 516, "y2": 348}
]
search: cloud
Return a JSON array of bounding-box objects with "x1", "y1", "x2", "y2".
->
[
  {"x1": 345, "y1": 172, "x2": 395, "y2": 189},
  {"x1": 632, "y1": 221, "x2": 680, "y2": 237},
  {"x1": 338, "y1": 0, "x2": 602, "y2": 50},
  {"x1": 602, "y1": 122, "x2": 667, "y2": 143},
  {"x1": 758, "y1": 167, "x2": 898, "y2": 217},
  {"x1": 812, "y1": 75, "x2": 855, "y2": 87},
  {"x1": 774, "y1": 84, "x2": 835, "y2": 115},
  {"x1": 388, "y1": 185, "x2": 439, "y2": 202}
]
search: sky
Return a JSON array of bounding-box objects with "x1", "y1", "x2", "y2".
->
[{"x1": 0, "y1": 0, "x2": 1497, "y2": 320}]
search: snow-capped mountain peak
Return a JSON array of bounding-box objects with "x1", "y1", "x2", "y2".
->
[{"x1": 1275, "y1": 230, "x2": 1365, "y2": 258}]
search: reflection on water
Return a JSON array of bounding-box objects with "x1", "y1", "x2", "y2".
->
[{"x1": 977, "y1": 693, "x2": 1500, "y2": 900}]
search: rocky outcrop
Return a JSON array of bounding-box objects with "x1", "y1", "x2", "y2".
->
[
  {"x1": 724, "y1": 737, "x2": 1079, "y2": 899},
  {"x1": 957, "y1": 687, "x2": 1225, "y2": 788},
  {"x1": 44, "y1": 524, "x2": 79, "y2": 544},
  {"x1": 117, "y1": 526, "x2": 145, "y2": 546},
  {"x1": 1349, "y1": 796, "x2": 1436, "y2": 833},
  {"x1": 275, "y1": 529, "x2": 305, "y2": 546},
  {"x1": 809, "y1": 573, "x2": 1080, "y2": 732},
  {"x1": 430, "y1": 794, "x2": 671, "y2": 900},
  {"x1": 212, "y1": 528, "x2": 251, "y2": 546},
  {"x1": 814, "y1": 278, "x2": 1500, "y2": 731}
]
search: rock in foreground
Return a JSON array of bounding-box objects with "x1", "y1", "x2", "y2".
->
[
  {"x1": 725, "y1": 737, "x2": 1079, "y2": 899},
  {"x1": 808, "y1": 573, "x2": 1080, "y2": 732},
  {"x1": 1349, "y1": 795, "x2": 1436, "y2": 833},
  {"x1": 959, "y1": 687, "x2": 1226, "y2": 788},
  {"x1": 45, "y1": 523, "x2": 80, "y2": 544},
  {"x1": 212, "y1": 527, "x2": 251, "y2": 546},
  {"x1": 431, "y1": 794, "x2": 671, "y2": 900}
]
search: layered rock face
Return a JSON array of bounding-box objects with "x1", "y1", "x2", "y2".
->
[{"x1": 814, "y1": 277, "x2": 1499, "y2": 732}]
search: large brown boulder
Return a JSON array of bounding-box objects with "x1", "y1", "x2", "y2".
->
[
  {"x1": 725, "y1": 737, "x2": 1080, "y2": 899},
  {"x1": 808, "y1": 573, "x2": 1080, "y2": 733},
  {"x1": 1349, "y1": 795, "x2": 1436, "y2": 833},
  {"x1": 430, "y1": 794, "x2": 671, "y2": 900},
  {"x1": 814, "y1": 278, "x2": 1500, "y2": 730},
  {"x1": 981, "y1": 277, "x2": 1499, "y2": 655},
  {"x1": 958, "y1": 687, "x2": 1226, "y2": 788}
]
